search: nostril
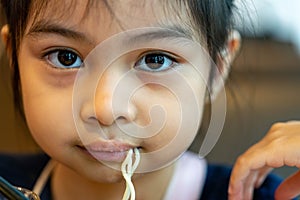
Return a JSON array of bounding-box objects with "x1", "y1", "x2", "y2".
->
[
  {"x1": 87, "y1": 116, "x2": 98, "y2": 123},
  {"x1": 119, "y1": 103, "x2": 138, "y2": 122},
  {"x1": 77, "y1": 101, "x2": 97, "y2": 124},
  {"x1": 93, "y1": 99, "x2": 138, "y2": 126}
]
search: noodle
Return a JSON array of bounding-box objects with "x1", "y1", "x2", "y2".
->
[{"x1": 121, "y1": 148, "x2": 140, "y2": 200}]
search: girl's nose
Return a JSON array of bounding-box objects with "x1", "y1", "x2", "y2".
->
[{"x1": 93, "y1": 68, "x2": 138, "y2": 126}]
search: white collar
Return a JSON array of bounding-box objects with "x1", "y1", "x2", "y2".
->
[{"x1": 163, "y1": 151, "x2": 207, "y2": 200}]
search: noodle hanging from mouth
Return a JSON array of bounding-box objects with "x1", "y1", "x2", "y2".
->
[{"x1": 121, "y1": 148, "x2": 140, "y2": 200}]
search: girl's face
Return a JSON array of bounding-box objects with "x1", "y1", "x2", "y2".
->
[{"x1": 17, "y1": 0, "x2": 213, "y2": 182}]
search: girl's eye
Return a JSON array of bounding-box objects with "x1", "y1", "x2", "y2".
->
[
  {"x1": 45, "y1": 50, "x2": 83, "y2": 69},
  {"x1": 134, "y1": 53, "x2": 177, "y2": 72}
]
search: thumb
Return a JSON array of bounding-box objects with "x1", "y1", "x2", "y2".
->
[{"x1": 275, "y1": 170, "x2": 300, "y2": 200}]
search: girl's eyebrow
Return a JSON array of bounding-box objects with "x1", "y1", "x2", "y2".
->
[
  {"x1": 127, "y1": 26, "x2": 193, "y2": 44},
  {"x1": 26, "y1": 20, "x2": 94, "y2": 45},
  {"x1": 25, "y1": 20, "x2": 193, "y2": 45}
]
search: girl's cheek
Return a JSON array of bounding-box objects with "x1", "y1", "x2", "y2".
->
[
  {"x1": 18, "y1": 50, "x2": 76, "y2": 133},
  {"x1": 23, "y1": 89, "x2": 76, "y2": 150},
  {"x1": 136, "y1": 91, "x2": 182, "y2": 151}
]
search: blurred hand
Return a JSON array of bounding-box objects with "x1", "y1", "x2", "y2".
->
[{"x1": 228, "y1": 121, "x2": 300, "y2": 200}]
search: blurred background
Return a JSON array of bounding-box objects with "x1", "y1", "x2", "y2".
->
[
  {"x1": 203, "y1": 37, "x2": 300, "y2": 178},
  {"x1": 1, "y1": 0, "x2": 300, "y2": 180},
  {"x1": 202, "y1": 0, "x2": 300, "y2": 178}
]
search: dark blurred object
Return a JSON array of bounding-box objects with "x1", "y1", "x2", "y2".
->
[{"x1": 0, "y1": 176, "x2": 40, "y2": 200}]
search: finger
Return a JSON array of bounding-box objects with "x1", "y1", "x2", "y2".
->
[
  {"x1": 275, "y1": 170, "x2": 300, "y2": 200},
  {"x1": 229, "y1": 164, "x2": 263, "y2": 200},
  {"x1": 243, "y1": 171, "x2": 258, "y2": 200},
  {"x1": 229, "y1": 149, "x2": 267, "y2": 194},
  {"x1": 228, "y1": 166, "x2": 249, "y2": 200},
  {"x1": 228, "y1": 182, "x2": 243, "y2": 200},
  {"x1": 255, "y1": 167, "x2": 273, "y2": 188},
  {"x1": 228, "y1": 170, "x2": 260, "y2": 200}
]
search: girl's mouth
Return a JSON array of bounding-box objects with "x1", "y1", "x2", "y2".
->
[{"x1": 77, "y1": 140, "x2": 141, "y2": 163}]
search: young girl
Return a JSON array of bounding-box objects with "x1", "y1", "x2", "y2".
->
[{"x1": 0, "y1": 0, "x2": 282, "y2": 199}]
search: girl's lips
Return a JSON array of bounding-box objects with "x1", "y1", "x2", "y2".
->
[{"x1": 78, "y1": 140, "x2": 138, "y2": 163}]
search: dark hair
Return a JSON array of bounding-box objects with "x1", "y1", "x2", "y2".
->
[{"x1": 0, "y1": 0, "x2": 236, "y2": 116}]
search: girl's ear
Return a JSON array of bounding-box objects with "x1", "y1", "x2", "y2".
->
[
  {"x1": 1, "y1": 25, "x2": 11, "y2": 58},
  {"x1": 210, "y1": 30, "x2": 241, "y2": 100},
  {"x1": 218, "y1": 30, "x2": 241, "y2": 81}
]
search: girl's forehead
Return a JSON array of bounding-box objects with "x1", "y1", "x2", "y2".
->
[
  {"x1": 25, "y1": 0, "x2": 197, "y2": 46},
  {"x1": 27, "y1": 0, "x2": 185, "y2": 33}
]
